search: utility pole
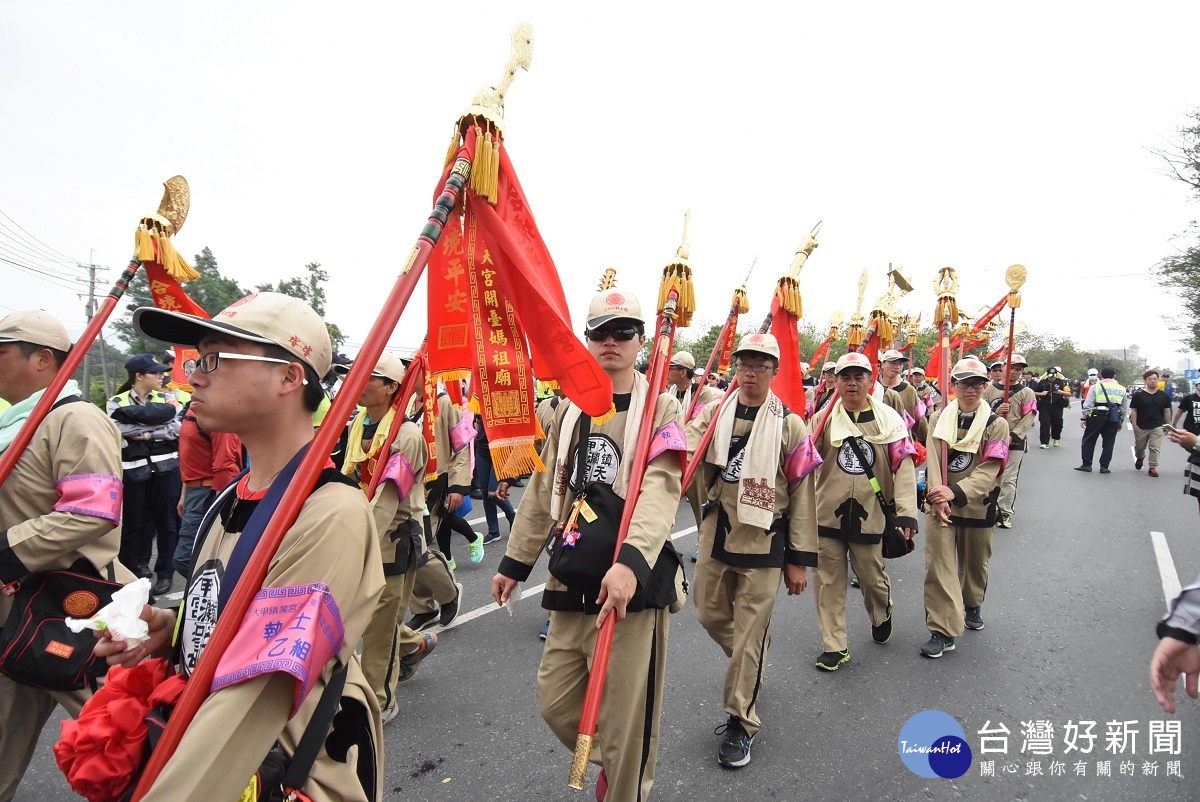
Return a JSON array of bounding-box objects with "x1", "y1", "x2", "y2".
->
[{"x1": 78, "y1": 252, "x2": 108, "y2": 403}]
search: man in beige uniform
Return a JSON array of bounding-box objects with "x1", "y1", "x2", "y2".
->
[
  {"x1": 922, "y1": 357, "x2": 1009, "y2": 658},
  {"x1": 0, "y1": 310, "x2": 133, "y2": 802},
  {"x1": 492, "y1": 288, "x2": 685, "y2": 802},
  {"x1": 983, "y1": 353, "x2": 1036, "y2": 529},
  {"x1": 686, "y1": 332, "x2": 818, "y2": 769},
  {"x1": 341, "y1": 353, "x2": 433, "y2": 722},
  {"x1": 408, "y1": 386, "x2": 472, "y2": 626},
  {"x1": 98, "y1": 292, "x2": 385, "y2": 802},
  {"x1": 810, "y1": 352, "x2": 918, "y2": 671},
  {"x1": 878, "y1": 349, "x2": 928, "y2": 443},
  {"x1": 666, "y1": 349, "x2": 720, "y2": 562}
]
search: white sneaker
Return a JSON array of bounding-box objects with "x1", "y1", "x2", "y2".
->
[
  {"x1": 1039, "y1": 444, "x2": 1049, "y2": 449},
  {"x1": 381, "y1": 701, "x2": 400, "y2": 726}
]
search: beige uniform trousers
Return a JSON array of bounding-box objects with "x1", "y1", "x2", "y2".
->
[
  {"x1": 694, "y1": 552, "x2": 780, "y2": 737},
  {"x1": 538, "y1": 607, "x2": 668, "y2": 802},
  {"x1": 923, "y1": 516, "x2": 993, "y2": 639},
  {"x1": 813, "y1": 536, "x2": 892, "y2": 653},
  {"x1": 0, "y1": 678, "x2": 88, "y2": 802},
  {"x1": 1134, "y1": 426, "x2": 1164, "y2": 468},
  {"x1": 361, "y1": 563, "x2": 424, "y2": 711},
  {"x1": 409, "y1": 513, "x2": 459, "y2": 615},
  {"x1": 997, "y1": 446, "x2": 1024, "y2": 517}
]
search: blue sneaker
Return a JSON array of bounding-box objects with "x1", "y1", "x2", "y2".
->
[
  {"x1": 468, "y1": 533, "x2": 485, "y2": 565},
  {"x1": 482, "y1": 531, "x2": 502, "y2": 545},
  {"x1": 538, "y1": 619, "x2": 549, "y2": 641}
]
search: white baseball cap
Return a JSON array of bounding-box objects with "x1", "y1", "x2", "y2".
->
[
  {"x1": 0, "y1": 309, "x2": 71, "y2": 352},
  {"x1": 732, "y1": 332, "x2": 780, "y2": 360},
  {"x1": 880, "y1": 349, "x2": 908, "y2": 363},
  {"x1": 835, "y1": 353, "x2": 873, "y2": 374},
  {"x1": 585, "y1": 289, "x2": 644, "y2": 330},
  {"x1": 952, "y1": 357, "x2": 989, "y2": 381},
  {"x1": 134, "y1": 291, "x2": 332, "y2": 375},
  {"x1": 670, "y1": 351, "x2": 696, "y2": 370}
]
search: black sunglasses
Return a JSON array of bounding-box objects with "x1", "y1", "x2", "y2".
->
[{"x1": 585, "y1": 325, "x2": 640, "y2": 342}]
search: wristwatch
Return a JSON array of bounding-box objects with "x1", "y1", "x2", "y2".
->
[{"x1": 1156, "y1": 620, "x2": 1199, "y2": 645}]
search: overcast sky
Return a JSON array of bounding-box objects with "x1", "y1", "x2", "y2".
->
[{"x1": 3, "y1": 2, "x2": 1199, "y2": 374}]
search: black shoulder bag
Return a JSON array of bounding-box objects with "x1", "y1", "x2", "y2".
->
[
  {"x1": 843, "y1": 436, "x2": 914, "y2": 559},
  {"x1": 547, "y1": 415, "x2": 624, "y2": 597}
]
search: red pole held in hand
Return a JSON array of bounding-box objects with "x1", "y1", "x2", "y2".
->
[{"x1": 130, "y1": 140, "x2": 478, "y2": 801}]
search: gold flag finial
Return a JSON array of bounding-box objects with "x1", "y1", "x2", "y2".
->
[
  {"x1": 135, "y1": 175, "x2": 197, "y2": 281},
  {"x1": 933, "y1": 266, "x2": 960, "y2": 325},
  {"x1": 597, "y1": 267, "x2": 617, "y2": 291},
  {"x1": 1005, "y1": 263, "x2": 1026, "y2": 309},
  {"x1": 450, "y1": 23, "x2": 534, "y2": 204},
  {"x1": 658, "y1": 210, "x2": 695, "y2": 326},
  {"x1": 458, "y1": 23, "x2": 534, "y2": 137}
]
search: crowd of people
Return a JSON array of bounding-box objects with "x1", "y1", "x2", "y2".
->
[{"x1": 2, "y1": 291, "x2": 1199, "y2": 802}]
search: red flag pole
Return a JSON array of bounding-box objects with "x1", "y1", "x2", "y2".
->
[
  {"x1": 567, "y1": 287, "x2": 683, "y2": 789},
  {"x1": 688, "y1": 289, "x2": 745, "y2": 422},
  {"x1": 365, "y1": 340, "x2": 428, "y2": 501},
  {"x1": 129, "y1": 143, "x2": 476, "y2": 801}
]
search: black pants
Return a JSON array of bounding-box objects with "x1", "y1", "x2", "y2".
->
[
  {"x1": 1080, "y1": 418, "x2": 1121, "y2": 469},
  {"x1": 1039, "y1": 405, "x2": 1065, "y2": 444},
  {"x1": 119, "y1": 471, "x2": 181, "y2": 579}
]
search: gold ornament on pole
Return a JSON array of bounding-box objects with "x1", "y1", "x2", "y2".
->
[
  {"x1": 134, "y1": 176, "x2": 196, "y2": 281},
  {"x1": 656, "y1": 210, "x2": 696, "y2": 328},
  {"x1": 846, "y1": 267, "x2": 870, "y2": 349}
]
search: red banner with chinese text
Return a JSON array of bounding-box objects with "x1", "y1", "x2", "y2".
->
[
  {"x1": 144, "y1": 259, "x2": 204, "y2": 387},
  {"x1": 464, "y1": 211, "x2": 542, "y2": 478}
]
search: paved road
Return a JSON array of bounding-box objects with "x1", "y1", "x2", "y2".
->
[{"x1": 17, "y1": 404, "x2": 1200, "y2": 800}]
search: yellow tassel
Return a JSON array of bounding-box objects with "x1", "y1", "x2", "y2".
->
[
  {"x1": 539, "y1": 379, "x2": 559, "y2": 392},
  {"x1": 156, "y1": 236, "x2": 199, "y2": 281},
  {"x1": 135, "y1": 226, "x2": 155, "y2": 261},
  {"x1": 470, "y1": 125, "x2": 487, "y2": 197},
  {"x1": 467, "y1": 395, "x2": 481, "y2": 414},
  {"x1": 445, "y1": 127, "x2": 463, "y2": 168},
  {"x1": 491, "y1": 441, "x2": 547, "y2": 480},
  {"x1": 734, "y1": 288, "x2": 750, "y2": 315},
  {"x1": 678, "y1": 266, "x2": 695, "y2": 328},
  {"x1": 489, "y1": 136, "x2": 500, "y2": 203},
  {"x1": 533, "y1": 413, "x2": 545, "y2": 441},
  {"x1": 591, "y1": 402, "x2": 617, "y2": 426}
]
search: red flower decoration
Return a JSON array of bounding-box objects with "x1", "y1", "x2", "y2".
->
[{"x1": 54, "y1": 659, "x2": 186, "y2": 802}]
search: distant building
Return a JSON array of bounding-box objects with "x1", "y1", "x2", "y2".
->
[
  {"x1": 1095, "y1": 344, "x2": 1140, "y2": 362},
  {"x1": 1178, "y1": 358, "x2": 1195, "y2": 373}
]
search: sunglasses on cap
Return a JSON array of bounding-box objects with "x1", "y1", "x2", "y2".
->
[{"x1": 585, "y1": 325, "x2": 640, "y2": 342}]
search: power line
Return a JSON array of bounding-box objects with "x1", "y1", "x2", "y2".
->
[
  {"x1": 0, "y1": 208, "x2": 81, "y2": 264},
  {"x1": 0, "y1": 255, "x2": 83, "y2": 292},
  {"x1": 0, "y1": 240, "x2": 78, "y2": 275}
]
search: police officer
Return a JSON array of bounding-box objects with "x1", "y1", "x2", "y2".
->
[{"x1": 1076, "y1": 366, "x2": 1128, "y2": 474}]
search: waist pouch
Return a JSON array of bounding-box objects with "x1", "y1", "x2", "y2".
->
[{"x1": 0, "y1": 559, "x2": 121, "y2": 691}]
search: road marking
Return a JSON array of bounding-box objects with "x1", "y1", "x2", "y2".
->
[
  {"x1": 1150, "y1": 531, "x2": 1182, "y2": 611},
  {"x1": 435, "y1": 525, "x2": 700, "y2": 632}
]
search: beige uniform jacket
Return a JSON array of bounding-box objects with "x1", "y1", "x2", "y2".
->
[
  {"x1": 156, "y1": 478, "x2": 385, "y2": 802},
  {"x1": 498, "y1": 393, "x2": 683, "y2": 612},
  {"x1": 369, "y1": 420, "x2": 429, "y2": 575},
  {"x1": 0, "y1": 401, "x2": 134, "y2": 604},
  {"x1": 925, "y1": 409, "x2": 1009, "y2": 528},
  {"x1": 812, "y1": 405, "x2": 919, "y2": 543},
  {"x1": 984, "y1": 383, "x2": 1037, "y2": 447},
  {"x1": 685, "y1": 397, "x2": 818, "y2": 568},
  {"x1": 884, "y1": 380, "x2": 929, "y2": 443}
]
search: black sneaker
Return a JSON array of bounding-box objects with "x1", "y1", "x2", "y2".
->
[
  {"x1": 872, "y1": 606, "x2": 893, "y2": 644},
  {"x1": 1074, "y1": 465, "x2": 1092, "y2": 472},
  {"x1": 849, "y1": 574, "x2": 861, "y2": 589},
  {"x1": 406, "y1": 611, "x2": 439, "y2": 632},
  {"x1": 1135, "y1": 457, "x2": 1144, "y2": 470},
  {"x1": 715, "y1": 715, "x2": 754, "y2": 768},
  {"x1": 996, "y1": 513, "x2": 1012, "y2": 529},
  {"x1": 398, "y1": 633, "x2": 437, "y2": 682},
  {"x1": 1099, "y1": 467, "x2": 1111, "y2": 474},
  {"x1": 439, "y1": 582, "x2": 464, "y2": 628},
  {"x1": 920, "y1": 632, "x2": 955, "y2": 658},
  {"x1": 815, "y1": 650, "x2": 850, "y2": 671},
  {"x1": 964, "y1": 606, "x2": 984, "y2": 631}
]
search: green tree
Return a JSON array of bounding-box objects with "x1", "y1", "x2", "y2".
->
[
  {"x1": 257, "y1": 262, "x2": 346, "y2": 349},
  {"x1": 1152, "y1": 108, "x2": 1200, "y2": 350},
  {"x1": 111, "y1": 247, "x2": 248, "y2": 356}
]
